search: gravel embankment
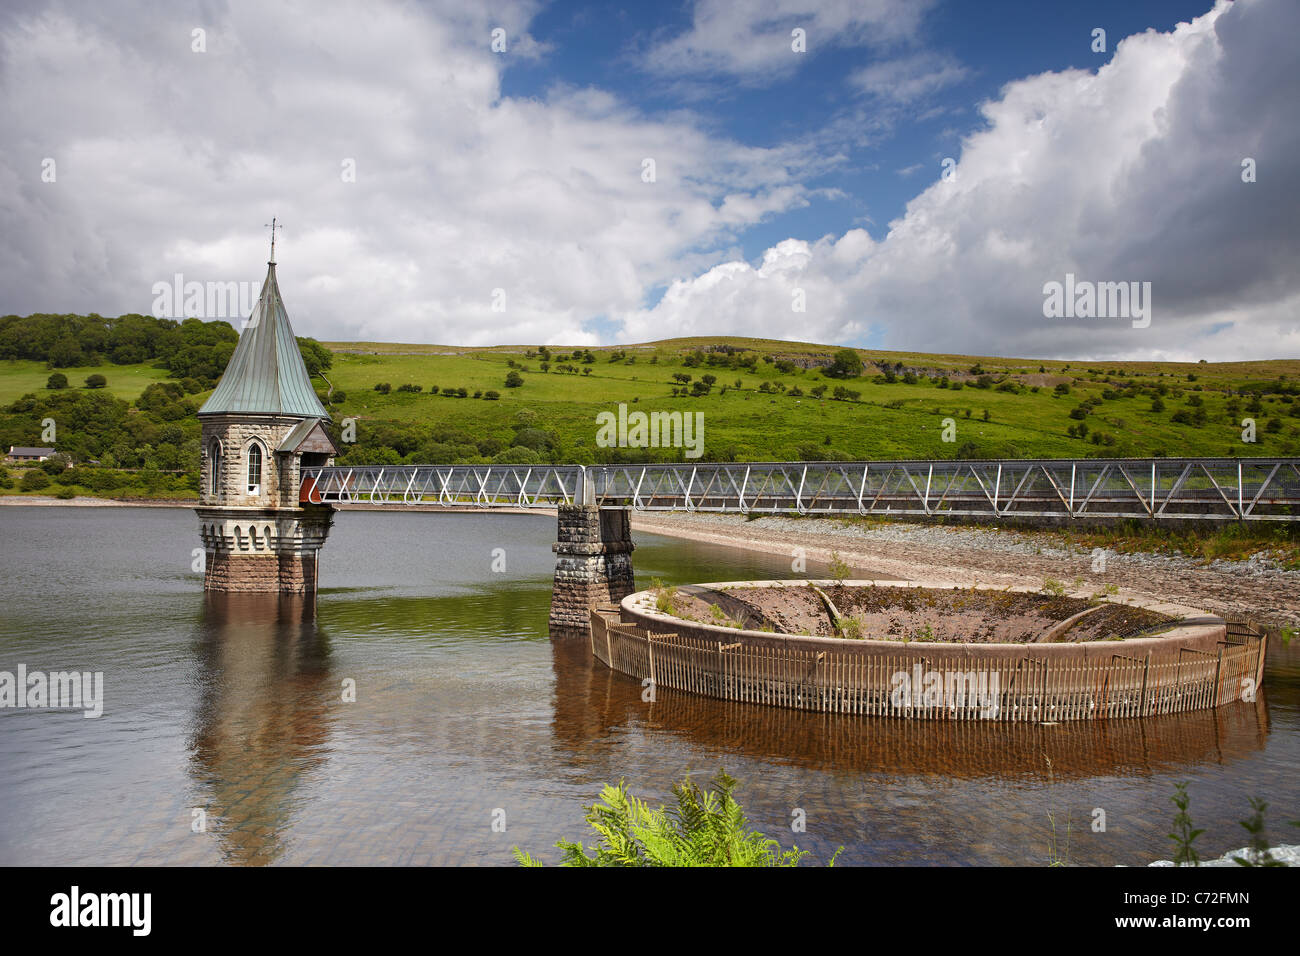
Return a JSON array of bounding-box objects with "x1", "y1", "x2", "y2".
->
[{"x1": 629, "y1": 512, "x2": 1300, "y2": 630}]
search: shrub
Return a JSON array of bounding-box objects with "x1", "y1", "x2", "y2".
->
[
  {"x1": 40, "y1": 453, "x2": 71, "y2": 475},
  {"x1": 85, "y1": 469, "x2": 122, "y2": 491},
  {"x1": 47, "y1": 373, "x2": 68, "y2": 389},
  {"x1": 512, "y1": 770, "x2": 839, "y2": 867},
  {"x1": 374, "y1": 382, "x2": 391, "y2": 394},
  {"x1": 827, "y1": 551, "x2": 851, "y2": 585},
  {"x1": 505, "y1": 370, "x2": 524, "y2": 388},
  {"x1": 20, "y1": 470, "x2": 50, "y2": 491},
  {"x1": 483, "y1": 390, "x2": 501, "y2": 400},
  {"x1": 512, "y1": 427, "x2": 552, "y2": 452},
  {"x1": 84, "y1": 374, "x2": 107, "y2": 388},
  {"x1": 825, "y1": 348, "x2": 862, "y2": 379}
]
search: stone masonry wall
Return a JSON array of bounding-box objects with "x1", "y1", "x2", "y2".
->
[
  {"x1": 198, "y1": 411, "x2": 335, "y2": 593},
  {"x1": 550, "y1": 505, "x2": 635, "y2": 633},
  {"x1": 204, "y1": 551, "x2": 318, "y2": 593},
  {"x1": 200, "y1": 414, "x2": 307, "y2": 509}
]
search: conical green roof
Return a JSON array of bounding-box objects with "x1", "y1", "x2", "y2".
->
[{"x1": 199, "y1": 261, "x2": 330, "y2": 419}]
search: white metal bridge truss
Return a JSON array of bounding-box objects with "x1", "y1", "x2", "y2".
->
[{"x1": 300, "y1": 458, "x2": 1300, "y2": 521}]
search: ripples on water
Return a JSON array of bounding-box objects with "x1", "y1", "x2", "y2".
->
[{"x1": 0, "y1": 506, "x2": 1295, "y2": 866}]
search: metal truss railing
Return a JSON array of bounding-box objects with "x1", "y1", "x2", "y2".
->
[
  {"x1": 300, "y1": 464, "x2": 585, "y2": 508},
  {"x1": 301, "y1": 458, "x2": 1300, "y2": 521}
]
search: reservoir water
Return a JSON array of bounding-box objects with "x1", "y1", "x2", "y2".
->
[{"x1": 1, "y1": 506, "x2": 1296, "y2": 865}]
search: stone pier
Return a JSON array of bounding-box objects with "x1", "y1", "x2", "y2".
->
[{"x1": 549, "y1": 505, "x2": 635, "y2": 633}]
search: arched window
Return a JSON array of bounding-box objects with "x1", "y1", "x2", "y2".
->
[
  {"x1": 209, "y1": 440, "x2": 222, "y2": 496},
  {"x1": 247, "y1": 442, "x2": 263, "y2": 494}
]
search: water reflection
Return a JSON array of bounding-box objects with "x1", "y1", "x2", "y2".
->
[
  {"x1": 187, "y1": 594, "x2": 334, "y2": 865},
  {"x1": 0, "y1": 507, "x2": 1292, "y2": 866}
]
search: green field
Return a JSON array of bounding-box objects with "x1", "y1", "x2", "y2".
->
[
  {"x1": 4, "y1": 336, "x2": 1300, "y2": 470},
  {"x1": 317, "y1": 338, "x2": 1300, "y2": 462},
  {"x1": 0, "y1": 360, "x2": 177, "y2": 405}
]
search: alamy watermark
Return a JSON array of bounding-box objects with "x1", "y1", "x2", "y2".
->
[
  {"x1": 50, "y1": 886, "x2": 150, "y2": 935},
  {"x1": 889, "y1": 664, "x2": 1000, "y2": 718},
  {"x1": 0, "y1": 665, "x2": 103, "y2": 718},
  {"x1": 1042, "y1": 272, "x2": 1151, "y2": 329},
  {"x1": 151, "y1": 274, "x2": 259, "y2": 320},
  {"x1": 595, "y1": 403, "x2": 704, "y2": 459}
]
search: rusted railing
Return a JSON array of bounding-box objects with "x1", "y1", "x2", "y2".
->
[{"x1": 589, "y1": 611, "x2": 1267, "y2": 721}]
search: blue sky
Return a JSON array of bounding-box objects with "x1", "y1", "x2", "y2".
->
[{"x1": 501, "y1": 0, "x2": 1219, "y2": 262}]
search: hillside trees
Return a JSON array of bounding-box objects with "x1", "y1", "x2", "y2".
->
[{"x1": 825, "y1": 349, "x2": 863, "y2": 379}]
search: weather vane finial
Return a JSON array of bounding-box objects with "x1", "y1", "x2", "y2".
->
[{"x1": 264, "y1": 217, "x2": 282, "y2": 263}]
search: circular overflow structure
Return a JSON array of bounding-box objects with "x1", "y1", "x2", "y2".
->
[{"x1": 590, "y1": 579, "x2": 1266, "y2": 721}]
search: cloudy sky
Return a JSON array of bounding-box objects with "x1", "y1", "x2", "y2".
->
[{"x1": 1, "y1": 0, "x2": 1296, "y2": 360}]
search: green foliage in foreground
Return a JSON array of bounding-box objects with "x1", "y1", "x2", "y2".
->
[
  {"x1": 1166, "y1": 781, "x2": 1297, "y2": 867},
  {"x1": 514, "y1": 770, "x2": 841, "y2": 867}
]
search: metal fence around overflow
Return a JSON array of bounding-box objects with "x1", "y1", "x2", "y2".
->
[
  {"x1": 588, "y1": 612, "x2": 1268, "y2": 721},
  {"x1": 301, "y1": 458, "x2": 1300, "y2": 521}
]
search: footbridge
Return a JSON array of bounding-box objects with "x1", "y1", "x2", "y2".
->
[
  {"x1": 297, "y1": 457, "x2": 1300, "y2": 633},
  {"x1": 302, "y1": 457, "x2": 1300, "y2": 522}
]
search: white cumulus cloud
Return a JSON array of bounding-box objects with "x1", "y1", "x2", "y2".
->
[{"x1": 620, "y1": 0, "x2": 1300, "y2": 361}]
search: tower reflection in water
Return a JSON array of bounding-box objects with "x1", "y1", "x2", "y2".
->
[{"x1": 187, "y1": 594, "x2": 334, "y2": 865}]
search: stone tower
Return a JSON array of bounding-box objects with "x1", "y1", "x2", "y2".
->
[{"x1": 195, "y1": 245, "x2": 338, "y2": 592}]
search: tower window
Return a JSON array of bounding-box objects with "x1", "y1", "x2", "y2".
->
[
  {"x1": 247, "y1": 442, "x2": 263, "y2": 494},
  {"x1": 209, "y1": 441, "x2": 222, "y2": 496}
]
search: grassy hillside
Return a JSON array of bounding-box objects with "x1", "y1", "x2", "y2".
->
[
  {"x1": 2, "y1": 336, "x2": 1298, "y2": 510},
  {"x1": 0, "y1": 359, "x2": 176, "y2": 405},
  {"x1": 316, "y1": 338, "x2": 1300, "y2": 463}
]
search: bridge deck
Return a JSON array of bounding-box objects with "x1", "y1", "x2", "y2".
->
[{"x1": 300, "y1": 458, "x2": 1300, "y2": 521}]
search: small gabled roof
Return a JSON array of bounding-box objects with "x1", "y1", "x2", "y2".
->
[
  {"x1": 9, "y1": 446, "x2": 55, "y2": 457},
  {"x1": 278, "y1": 418, "x2": 338, "y2": 456},
  {"x1": 199, "y1": 260, "x2": 330, "y2": 420}
]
